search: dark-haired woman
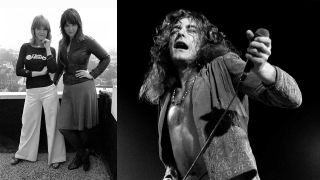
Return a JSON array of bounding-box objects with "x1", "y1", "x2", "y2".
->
[{"x1": 53, "y1": 8, "x2": 110, "y2": 171}]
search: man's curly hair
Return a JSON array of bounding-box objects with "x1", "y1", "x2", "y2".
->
[{"x1": 139, "y1": 9, "x2": 238, "y2": 104}]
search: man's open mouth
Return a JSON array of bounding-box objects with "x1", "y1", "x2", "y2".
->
[{"x1": 174, "y1": 41, "x2": 188, "y2": 50}]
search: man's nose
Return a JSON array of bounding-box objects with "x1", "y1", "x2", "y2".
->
[{"x1": 177, "y1": 28, "x2": 187, "y2": 37}]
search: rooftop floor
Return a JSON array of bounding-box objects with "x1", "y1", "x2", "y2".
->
[{"x1": 0, "y1": 152, "x2": 110, "y2": 180}]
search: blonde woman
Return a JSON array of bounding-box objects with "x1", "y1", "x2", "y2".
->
[{"x1": 12, "y1": 15, "x2": 66, "y2": 169}]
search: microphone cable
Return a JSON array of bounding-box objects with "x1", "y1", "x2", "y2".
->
[
  {"x1": 182, "y1": 67, "x2": 245, "y2": 180},
  {"x1": 182, "y1": 28, "x2": 269, "y2": 180}
]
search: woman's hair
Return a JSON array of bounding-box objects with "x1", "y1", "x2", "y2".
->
[
  {"x1": 59, "y1": 8, "x2": 84, "y2": 46},
  {"x1": 30, "y1": 15, "x2": 52, "y2": 45},
  {"x1": 139, "y1": 9, "x2": 238, "y2": 104}
]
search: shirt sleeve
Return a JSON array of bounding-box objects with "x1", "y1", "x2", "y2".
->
[
  {"x1": 47, "y1": 47, "x2": 57, "y2": 73},
  {"x1": 53, "y1": 47, "x2": 64, "y2": 85},
  {"x1": 87, "y1": 37, "x2": 110, "y2": 79},
  {"x1": 16, "y1": 43, "x2": 32, "y2": 77},
  {"x1": 223, "y1": 52, "x2": 302, "y2": 108}
]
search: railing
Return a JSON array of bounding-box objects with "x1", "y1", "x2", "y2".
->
[{"x1": 0, "y1": 87, "x2": 114, "y2": 99}]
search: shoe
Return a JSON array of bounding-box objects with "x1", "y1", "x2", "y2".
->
[
  {"x1": 51, "y1": 162, "x2": 61, "y2": 169},
  {"x1": 10, "y1": 157, "x2": 22, "y2": 165},
  {"x1": 68, "y1": 153, "x2": 82, "y2": 170},
  {"x1": 82, "y1": 149, "x2": 90, "y2": 171}
]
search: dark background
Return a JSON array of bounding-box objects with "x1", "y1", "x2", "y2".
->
[{"x1": 118, "y1": 1, "x2": 320, "y2": 180}]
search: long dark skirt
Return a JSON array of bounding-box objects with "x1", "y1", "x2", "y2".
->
[{"x1": 57, "y1": 80, "x2": 99, "y2": 130}]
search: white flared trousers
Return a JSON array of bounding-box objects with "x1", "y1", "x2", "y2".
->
[{"x1": 15, "y1": 84, "x2": 66, "y2": 165}]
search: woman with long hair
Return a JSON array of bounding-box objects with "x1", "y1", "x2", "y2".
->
[
  {"x1": 12, "y1": 15, "x2": 66, "y2": 169},
  {"x1": 53, "y1": 8, "x2": 110, "y2": 171}
]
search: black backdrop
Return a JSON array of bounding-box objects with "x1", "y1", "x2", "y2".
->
[{"x1": 118, "y1": 1, "x2": 320, "y2": 179}]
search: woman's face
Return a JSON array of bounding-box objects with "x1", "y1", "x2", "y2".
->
[
  {"x1": 64, "y1": 22, "x2": 78, "y2": 39},
  {"x1": 34, "y1": 26, "x2": 48, "y2": 41}
]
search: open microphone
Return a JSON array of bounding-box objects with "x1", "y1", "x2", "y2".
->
[{"x1": 240, "y1": 28, "x2": 270, "y2": 81}]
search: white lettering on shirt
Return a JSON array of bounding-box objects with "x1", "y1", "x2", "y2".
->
[{"x1": 26, "y1": 54, "x2": 47, "y2": 61}]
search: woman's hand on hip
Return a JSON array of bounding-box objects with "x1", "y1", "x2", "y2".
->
[{"x1": 75, "y1": 70, "x2": 93, "y2": 79}]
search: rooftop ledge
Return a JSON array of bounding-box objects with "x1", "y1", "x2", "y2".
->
[
  {"x1": 0, "y1": 87, "x2": 117, "y2": 121},
  {"x1": 0, "y1": 88, "x2": 114, "y2": 99}
]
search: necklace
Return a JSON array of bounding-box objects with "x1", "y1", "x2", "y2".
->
[{"x1": 171, "y1": 76, "x2": 197, "y2": 106}]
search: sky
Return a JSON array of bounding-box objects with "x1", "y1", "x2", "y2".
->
[{"x1": 0, "y1": 0, "x2": 117, "y2": 53}]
